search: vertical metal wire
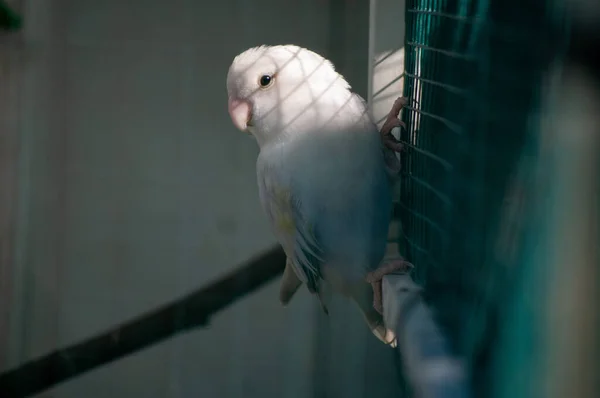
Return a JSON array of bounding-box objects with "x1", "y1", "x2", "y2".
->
[{"x1": 367, "y1": 0, "x2": 376, "y2": 117}]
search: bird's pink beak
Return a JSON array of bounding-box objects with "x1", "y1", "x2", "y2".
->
[{"x1": 228, "y1": 97, "x2": 253, "y2": 132}]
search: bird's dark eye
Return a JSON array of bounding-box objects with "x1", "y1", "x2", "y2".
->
[{"x1": 259, "y1": 74, "x2": 273, "y2": 88}]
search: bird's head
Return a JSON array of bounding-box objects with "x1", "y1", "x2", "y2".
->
[{"x1": 226, "y1": 44, "x2": 351, "y2": 147}]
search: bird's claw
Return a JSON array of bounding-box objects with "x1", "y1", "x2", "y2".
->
[
  {"x1": 366, "y1": 258, "x2": 414, "y2": 315},
  {"x1": 380, "y1": 97, "x2": 408, "y2": 175},
  {"x1": 382, "y1": 131, "x2": 404, "y2": 152},
  {"x1": 380, "y1": 96, "x2": 408, "y2": 153}
]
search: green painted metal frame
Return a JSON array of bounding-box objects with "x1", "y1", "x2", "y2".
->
[
  {"x1": 398, "y1": 0, "x2": 569, "y2": 396},
  {"x1": 0, "y1": 1, "x2": 22, "y2": 31}
]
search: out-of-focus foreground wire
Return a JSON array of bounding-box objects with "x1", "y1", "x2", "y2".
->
[{"x1": 494, "y1": 28, "x2": 600, "y2": 398}]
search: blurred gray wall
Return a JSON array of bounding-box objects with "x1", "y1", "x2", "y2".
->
[
  {"x1": 371, "y1": 0, "x2": 406, "y2": 128},
  {"x1": 0, "y1": 0, "x2": 24, "y2": 370},
  {"x1": 0, "y1": 0, "x2": 406, "y2": 397}
]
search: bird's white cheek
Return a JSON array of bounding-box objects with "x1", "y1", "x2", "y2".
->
[{"x1": 228, "y1": 97, "x2": 253, "y2": 133}]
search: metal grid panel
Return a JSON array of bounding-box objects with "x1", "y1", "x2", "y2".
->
[{"x1": 398, "y1": 0, "x2": 567, "y2": 394}]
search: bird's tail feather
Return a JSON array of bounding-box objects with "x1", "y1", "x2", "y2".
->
[{"x1": 279, "y1": 259, "x2": 303, "y2": 305}]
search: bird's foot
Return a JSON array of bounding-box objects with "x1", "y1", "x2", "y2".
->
[
  {"x1": 380, "y1": 96, "x2": 408, "y2": 153},
  {"x1": 365, "y1": 257, "x2": 414, "y2": 314}
]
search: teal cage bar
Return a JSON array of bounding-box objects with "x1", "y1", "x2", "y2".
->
[{"x1": 398, "y1": 0, "x2": 568, "y2": 396}]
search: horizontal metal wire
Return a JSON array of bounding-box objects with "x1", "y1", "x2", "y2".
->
[
  {"x1": 374, "y1": 48, "x2": 404, "y2": 67},
  {"x1": 402, "y1": 173, "x2": 452, "y2": 206},
  {"x1": 404, "y1": 72, "x2": 467, "y2": 96},
  {"x1": 406, "y1": 8, "x2": 555, "y2": 47},
  {"x1": 406, "y1": 42, "x2": 477, "y2": 61},
  {"x1": 407, "y1": 9, "x2": 479, "y2": 22},
  {"x1": 372, "y1": 73, "x2": 405, "y2": 99},
  {"x1": 401, "y1": 141, "x2": 454, "y2": 170},
  {"x1": 373, "y1": 91, "x2": 407, "y2": 104},
  {"x1": 404, "y1": 235, "x2": 443, "y2": 269},
  {"x1": 403, "y1": 105, "x2": 463, "y2": 135},
  {"x1": 397, "y1": 202, "x2": 448, "y2": 238}
]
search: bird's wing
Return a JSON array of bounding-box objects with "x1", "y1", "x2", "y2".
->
[{"x1": 257, "y1": 160, "x2": 323, "y2": 293}]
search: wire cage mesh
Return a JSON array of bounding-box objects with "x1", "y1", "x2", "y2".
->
[{"x1": 398, "y1": 0, "x2": 569, "y2": 395}]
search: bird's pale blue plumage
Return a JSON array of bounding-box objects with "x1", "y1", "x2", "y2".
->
[
  {"x1": 256, "y1": 115, "x2": 392, "y2": 294},
  {"x1": 227, "y1": 44, "x2": 397, "y2": 344}
]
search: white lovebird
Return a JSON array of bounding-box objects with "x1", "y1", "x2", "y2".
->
[{"x1": 226, "y1": 44, "x2": 411, "y2": 345}]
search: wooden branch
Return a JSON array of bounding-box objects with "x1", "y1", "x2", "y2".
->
[{"x1": 0, "y1": 246, "x2": 286, "y2": 398}]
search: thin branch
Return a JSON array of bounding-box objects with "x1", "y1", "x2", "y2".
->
[{"x1": 0, "y1": 246, "x2": 286, "y2": 398}]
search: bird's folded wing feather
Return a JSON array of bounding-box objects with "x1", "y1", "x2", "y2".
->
[{"x1": 257, "y1": 170, "x2": 322, "y2": 293}]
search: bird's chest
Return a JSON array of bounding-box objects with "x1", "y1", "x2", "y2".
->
[{"x1": 260, "y1": 140, "x2": 344, "y2": 198}]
